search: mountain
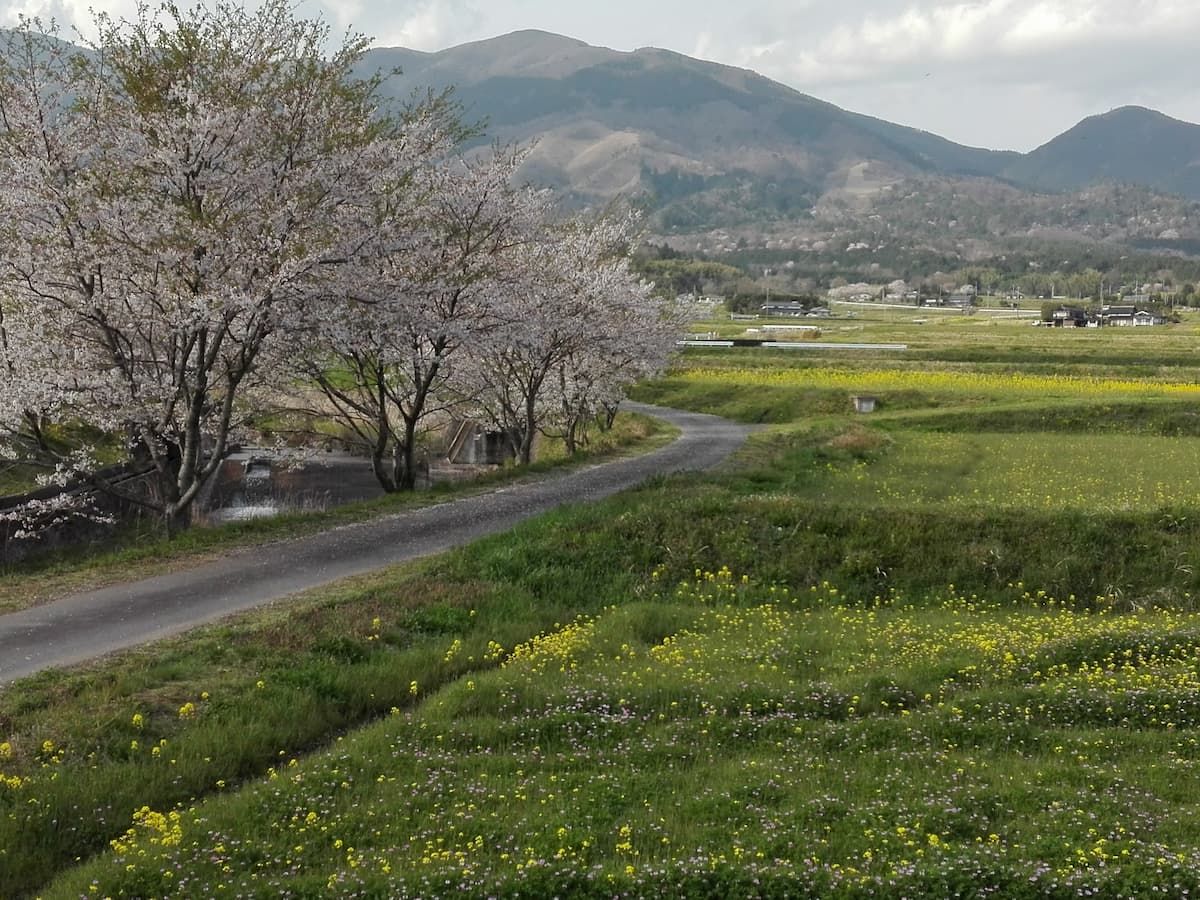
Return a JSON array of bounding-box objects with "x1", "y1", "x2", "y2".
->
[
  {"x1": 362, "y1": 31, "x2": 1016, "y2": 208},
  {"x1": 1001, "y1": 106, "x2": 1200, "y2": 200},
  {"x1": 10, "y1": 26, "x2": 1200, "y2": 256},
  {"x1": 363, "y1": 34, "x2": 1200, "y2": 243}
]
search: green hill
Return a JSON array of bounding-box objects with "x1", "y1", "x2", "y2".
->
[{"x1": 1002, "y1": 105, "x2": 1200, "y2": 199}]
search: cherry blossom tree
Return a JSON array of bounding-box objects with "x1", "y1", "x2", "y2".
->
[
  {"x1": 285, "y1": 145, "x2": 548, "y2": 492},
  {"x1": 543, "y1": 289, "x2": 683, "y2": 455},
  {"x1": 0, "y1": 0, "x2": 423, "y2": 533},
  {"x1": 461, "y1": 210, "x2": 679, "y2": 464},
  {"x1": 0, "y1": 1, "x2": 681, "y2": 544}
]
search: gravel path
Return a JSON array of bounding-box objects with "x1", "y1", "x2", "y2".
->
[{"x1": 0, "y1": 403, "x2": 752, "y2": 686}]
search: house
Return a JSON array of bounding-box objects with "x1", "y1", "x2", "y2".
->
[
  {"x1": 924, "y1": 292, "x2": 976, "y2": 308},
  {"x1": 1050, "y1": 305, "x2": 1089, "y2": 327},
  {"x1": 1101, "y1": 305, "x2": 1135, "y2": 325},
  {"x1": 1132, "y1": 309, "x2": 1166, "y2": 326},
  {"x1": 760, "y1": 302, "x2": 809, "y2": 318},
  {"x1": 1099, "y1": 305, "x2": 1165, "y2": 327}
]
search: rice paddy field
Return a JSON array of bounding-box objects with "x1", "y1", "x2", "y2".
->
[{"x1": 9, "y1": 305, "x2": 1200, "y2": 897}]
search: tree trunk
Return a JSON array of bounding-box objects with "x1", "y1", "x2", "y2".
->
[
  {"x1": 562, "y1": 426, "x2": 577, "y2": 456},
  {"x1": 151, "y1": 439, "x2": 187, "y2": 537},
  {"x1": 370, "y1": 449, "x2": 398, "y2": 493},
  {"x1": 395, "y1": 415, "x2": 420, "y2": 491},
  {"x1": 601, "y1": 401, "x2": 620, "y2": 431},
  {"x1": 162, "y1": 502, "x2": 191, "y2": 539},
  {"x1": 368, "y1": 391, "x2": 399, "y2": 493},
  {"x1": 518, "y1": 429, "x2": 535, "y2": 465}
]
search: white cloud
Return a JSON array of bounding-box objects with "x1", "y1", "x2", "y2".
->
[
  {"x1": 1002, "y1": 1, "x2": 1089, "y2": 51},
  {"x1": 0, "y1": 0, "x2": 140, "y2": 38},
  {"x1": 319, "y1": 0, "x2": 367, "y2": 34},
  {"x1": 682, "y1": 0, "x2": 1200, "y2": 148},
  {"x1": 368, "y1": 0, "x2": 482, "y2": 50},
  {"x1": 768, "y1": 0, "x2": 1200, "y2": 80}
]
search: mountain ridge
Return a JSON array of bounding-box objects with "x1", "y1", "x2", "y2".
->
[
  {"x1": 364, "y1": 31, "x2": 1200, "y2": 207},
  {"x1": 365, "y1": 32, "x2": 1027, "y2": 211},
  {"x1": 6, "y1": 26, "x2": 1198, "y2": 254},
  {"x1": 1001, "y1": 105, "x2": 1200, "y2": 199}
]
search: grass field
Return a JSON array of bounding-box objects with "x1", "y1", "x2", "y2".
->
[
  {"x1": 9, "y1": 306, "x2": 1200, "y2": 897},
  {"x1": 43, "y1": 582, "x2": 1200, "y2": 897},
  {"x1": 816, "y1": 431, "x2": 1200, "y2": 512}
]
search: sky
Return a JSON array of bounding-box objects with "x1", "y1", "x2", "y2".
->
[{"x1": 2, "y1": 0, "x2": 1196, "y2": 153}]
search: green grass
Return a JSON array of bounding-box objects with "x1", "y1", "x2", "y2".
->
[
  {"x1": 804, "y1": 430, "x2": 1200, "y2": 512},
  {"x1": 0, "y1": 566, "x2": 484, "y2": 895},
  {"x1": 7, "y1": 436, "x2": 1200, "y2": 896},
  {"x1": 14, "y1": 318, "x2": 1200, "y2": 896},
  {"x1": 0, "y1": 483, "x2": 663, "y2": 896},
  {"x1": 35, "y1": 579, "x2": 1200, "y2": 898},
  {"x1": 0, "y1": 463, "x2": 43, "y2": 497},
  {"x1": 895, "y1": 396, "x2": 1200, "y2": 436}
]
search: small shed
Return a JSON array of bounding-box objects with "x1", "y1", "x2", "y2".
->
[
  {"x1": 851, "y1": 395, "x2": 878, "y2": 414},
  {"x1": 445, "y1": 421, "x2": 515, "y2": 465}
]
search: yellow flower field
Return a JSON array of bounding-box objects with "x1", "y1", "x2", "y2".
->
[
  {"x1": 45, "y1": 573, "x2": 1200, "y2": 897},
  {"x1": 679, "y1": 365, "x2": 1200, "y2": 399}
]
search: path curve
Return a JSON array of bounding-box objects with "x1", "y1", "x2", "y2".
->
[{"x1": 0, "y1": 403, "x2": 752, "y2": 686}]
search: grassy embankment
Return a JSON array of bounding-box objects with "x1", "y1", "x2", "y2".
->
[{"x1": 8, "y1": 311, "x2": 1200, "y2": 896}]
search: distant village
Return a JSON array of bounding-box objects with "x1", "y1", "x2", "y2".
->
[
  {"x1": 1034, "y1": 303, "x2": 1168, "y2": 327},
  {"x1": 723, "y1": 279, "x2": 1175, "y2": 327}
]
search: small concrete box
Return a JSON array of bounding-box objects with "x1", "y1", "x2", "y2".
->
[{"x1": 851, "y1": 395, "x2": 878, "y2": 414}]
